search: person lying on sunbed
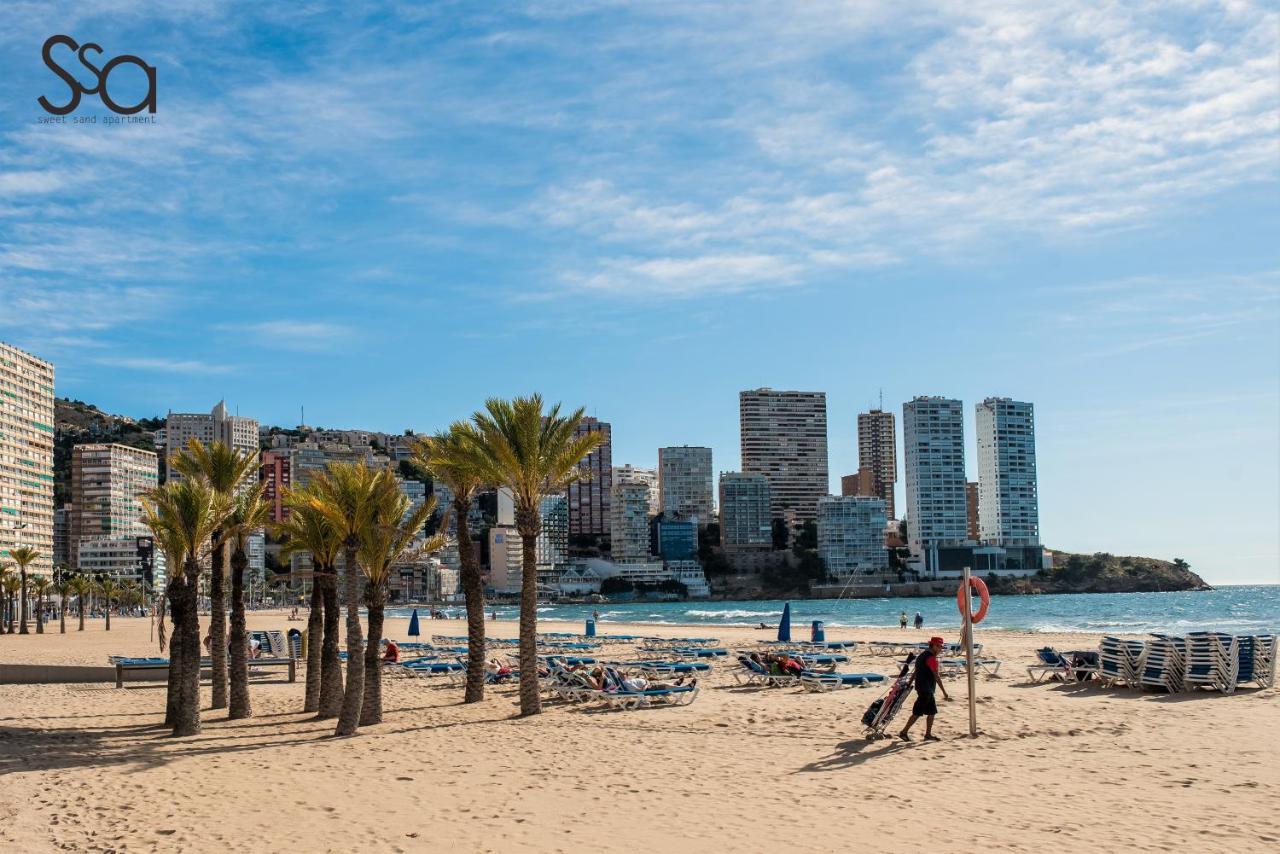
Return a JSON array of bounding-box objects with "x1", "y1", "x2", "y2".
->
[{"x1": 615, "y1": 674, "x2": 692, "y2": 692}]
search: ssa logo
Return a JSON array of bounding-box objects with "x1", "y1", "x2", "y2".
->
[{"x1": 38, "y1": 35, "x2": 156, "y2": 116}]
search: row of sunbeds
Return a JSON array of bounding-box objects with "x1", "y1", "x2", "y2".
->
[{"x1": 1028, "y1": 633, "x2": 1278, "y2": 693}]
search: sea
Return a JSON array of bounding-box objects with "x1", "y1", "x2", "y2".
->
[{"x1": 391, "y1": 585, "x2": 1280, "y2": 635}]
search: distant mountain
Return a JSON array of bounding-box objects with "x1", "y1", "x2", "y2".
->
[{"x1": 53, "y1": 398, "x2": 163, "y2": 506}]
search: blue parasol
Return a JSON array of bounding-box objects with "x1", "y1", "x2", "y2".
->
[
  {"x1": 777, "y1": 602, "x2": 791, "y2": 642},
  {"x1": 407, "y1": 608, "x2": 421, "y2": 638}
]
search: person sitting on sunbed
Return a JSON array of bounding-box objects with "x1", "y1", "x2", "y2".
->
[
  {"x1": 381, "y1": 639, "x2": 399, "y2": 664},
  {"x1": 765, "y1": 654, "x2": 787, "y2": 676},
  {"x1": 486, "y1": 659, "x2": 515, "y2": 682},
  {"x1": 780, "y1": 655, "x2": 804, "y2": 676}
]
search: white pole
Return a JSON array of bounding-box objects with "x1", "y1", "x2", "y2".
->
[{"x1": 962, "y1": 566, "x2": 977, "y2": 737}]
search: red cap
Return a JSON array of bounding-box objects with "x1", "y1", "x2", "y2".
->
[{"x1": 928, "y1": 636, "x2": 945, "y2": 647}]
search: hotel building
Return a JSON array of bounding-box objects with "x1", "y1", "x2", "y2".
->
[
  {"x1": 976, "y1": 398, "x2": 1040, "y2": 546},
  {"x1": 0, "y1": 342, "x2": 54, "y2": 572},
  {"x1": 739, "y1": 388, "x2": 828, "y2": 522},
  {"x1": 658, "y1": 445, "x2": 713, "y2": 523}
]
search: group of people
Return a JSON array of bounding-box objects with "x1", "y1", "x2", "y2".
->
[
  {"x1": 743, "y1": 651, "x2": 806, "y2": 677},
  {"x1": 898, "y1": 610, "x2": 925, "y2": 630}
]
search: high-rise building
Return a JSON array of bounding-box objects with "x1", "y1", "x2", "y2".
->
[
  {"x1": 613, "y1": 464, "x2": 659, "y2": 516},
  {"x1": 976, "y1": 398, "x2": 1040, "y2": 546},
  {"x1": 609, "y1": 480, "x2": 652, "y2": 563},
  {"x1": 658, "y1": 446, "x2": 713, "y2": 523},
  {"x1": 856, "y1": 409, "x2": 897, "y2": 519},
  {"x1": 163, "y1": 400, "x2": 259, "y2": 481},
  {"x1": 260, "y1": 450, "x2": 291, "y2": 523},
  {"x1": 568, "y1": 417, "x2": 611, "y2": 537},
  {"x1": 965, "y1": 481, "x2": 980, "y2": 541},
  {"x1": 69, "y1": 443, "x2": 159, "y2": 560},
  {"x1": 840, "y1": 468, "x2": 876, "y2": 498},
  {"x1": 652, "y1": 518, "x2": 697, "y2": 560},
  {"x1": 53, "y1": 506, "x2": 71, "y2": 567},
  {"x1": 537, "y1": 494, "x2": 569, "y2": 568},
  {"x1": 817, "y1": 495, "x2": 889, "y2": 578},
  {"x1": 0, "y1": 342, "x2": 55, "y2": 572},
  {"x1": 718, "y1": 472, "x2": 772, "y2": 551},
  {"x1": 739, "y1": 389, "x2": 828, "y2": 522},
  {"x1": 902, "y1": 396, "x2": 967, "y2": 560}
]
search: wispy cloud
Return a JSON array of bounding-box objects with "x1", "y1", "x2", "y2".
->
[
  {"x1": 94, "y1": 356, "x2": 233, "y2": 374},
  {"x1": 237, "y1": 320, "x2": 349, "y2": 350}
]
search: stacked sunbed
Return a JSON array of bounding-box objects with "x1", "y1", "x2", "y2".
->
[
  {"x1": 1092, "y1": 633, "x2": 1275, "y2": 694},
  {"x1": 1137, "y1": 635, "x2": 1185, "y2": 692}
]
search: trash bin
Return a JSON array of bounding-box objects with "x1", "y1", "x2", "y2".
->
[
  {"x1": 585, "y1": 619, "x2": 596, "y2": 637},
  {"x1": 811, "y1": 620, "x2": 825, "y2": 643}
]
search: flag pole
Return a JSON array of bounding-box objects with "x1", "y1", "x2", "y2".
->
[{"x1": 962, "y1": 565, "x2": 977, "y2": 737}]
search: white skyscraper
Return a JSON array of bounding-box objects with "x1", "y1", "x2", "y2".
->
[
  {"x1": 817, "y1": 495, "x2": 888, "y2": 579},
  {"x1": 609, "y1": 481, "x2": 652, "y2": 563},
  {"x1": 976, "y1": 398, "x2": 1040, "y2": 546},
  {"x1": 658, "y1": 446, "x2": 713, "y2": 523},
  {"x1": 1, "y1": 342, "x2": 54, "y2": 573},
  {"x1": 903, "y1": 396, "x2": 968, "y2": 559}
]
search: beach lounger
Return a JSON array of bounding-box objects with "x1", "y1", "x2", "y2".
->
[
  {"x1": 940, "y1": 657, "x2": 1003, "y2": 678},
  {"x1": 1027, "y1": 648, "x2": 1095, "y2": 684},
  {"x1": 732, "y1": 655, "x2": 800, "y2": 688},
  {"x1": 798, "y1": 670, "x2": 886, "y2": 692}
]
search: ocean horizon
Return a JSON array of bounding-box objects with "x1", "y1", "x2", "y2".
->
[{"x1": 391, "y1": 584, "x2": 1280, "y2": 635}]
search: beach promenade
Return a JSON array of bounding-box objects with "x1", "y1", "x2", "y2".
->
[{"x1": 1, "y1": 613, "x2": 1277, "y2": 853}]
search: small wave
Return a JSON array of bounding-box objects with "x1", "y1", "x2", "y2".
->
[{"x1": 685, "y1": 609, "x2": 774, "y2": 619}]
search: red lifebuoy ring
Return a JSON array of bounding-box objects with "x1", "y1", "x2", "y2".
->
[{"x1": 957, "y1": 577, "x2": 990, "y2": 624}]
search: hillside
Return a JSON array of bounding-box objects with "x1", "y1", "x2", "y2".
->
[
  {"x1": 53, "y1": 398, "x2": 163, "y2": 506},
  {"x1": 988, "y1": 551, "x2": 1211, "y2": 594}
]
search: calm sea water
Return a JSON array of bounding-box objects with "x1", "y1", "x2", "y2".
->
[{"x1": 391, "y1": 585, "x2": 1280, "y2": 635}]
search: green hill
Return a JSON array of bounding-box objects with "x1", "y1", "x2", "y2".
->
[{"x1": 988, "y1": 551, "x2": 1211, "y2": 594}]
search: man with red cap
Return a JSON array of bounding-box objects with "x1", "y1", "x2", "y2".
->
[{"x1": 899, "y1": 636, "x2": 950, "y2": 741}]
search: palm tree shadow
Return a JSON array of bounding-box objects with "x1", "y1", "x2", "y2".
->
[{"x1": 796, "y1": 737, "x2": 903, "y2": 772}]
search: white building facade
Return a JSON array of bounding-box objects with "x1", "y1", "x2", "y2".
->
[
  {"x1": 609, "y1": 480, "x2": 653, "y2": 563},
  {"x1": 739, "y1": 388, "x2": 829, "y2": 522},
  {"x1": 658, "y1": 446, "x2": 713, "y2": 523},
  {"x1": 976, "y1": 397, "x2": 1040, "y2": 547},
  {"x1": 817, "y1": 495, "x2": 888, "y2": 578},
  {"x1": 903, "y1": 396, "x2": 968, "y2": 561}
]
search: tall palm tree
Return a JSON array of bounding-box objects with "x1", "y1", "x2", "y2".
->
[
  {"x1": 30, "y1": 575, "x2": 52, "y2": 633},
  {"x1": 225, "y1": 485, "x2": 270, "y2": 720},
  {"x1": 412, "y1": 424, "x2": 490, "y2": 703},
  {"x1": 97, "y1": 577, "x2": 122, "y2": 630},
  {"x1": 54, "y1": 577, "x2": 72, "y2": 634},
  {"x1": 169, "y1": 440, "x2": 259, "y2": 712},
  {"x1": 278, "y1": 486, "x2": 343, "y2": 717},
  {"x1": 144, "y1": 518, "x2": 187, "y2": 727},
  {"x1": 9, "y1": 547, "x2": 40, "y2": 635},
  {"x1": 357, "y1": 475, "x2": 440, "y2": 725},
  {"x1": 143, "y1": 478, "x2": 233, "y2": 736},
  {"x1": 68, "y1": 575, "x2": 92, "y2": 631},
  {"x1": 307, "y1": 461, "x2": 385, "y2": 737},
  {"x1": 470, "y1": 395, "x2": 603, "y2": 716}
]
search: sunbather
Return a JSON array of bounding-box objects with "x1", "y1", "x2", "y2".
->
[{"x1": 381, "y1": 639, "x2": 399, "y2": 664}]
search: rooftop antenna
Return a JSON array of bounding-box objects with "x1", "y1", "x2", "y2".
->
[{"x1": 879, "y1": 388, "x2": 884, "y2": 411}]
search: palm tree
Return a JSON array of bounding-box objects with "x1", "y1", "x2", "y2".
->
[
  {"x1": 412, "y1": 424, "x2": 490, "y2": 703},
  {"x1": 225, "y1": 484, "x2": 270, "y2": 720},
  {"x1": 278, "y1": 486, "x2": 343, "y2": 717},
  {"x1": 169, "y1": 440, "x2": 259, "y2": 711},
  {"x1": 1, "y1": 572, "x2": 19, "y2": 634},
  {"x1": 9, "y1": 547, "x2": 40, "y2": 635},
  {"x1": 308, "y1": 462, "x2": 387, "y2": 736},
  {"x1": 30, "y1": 575, "x2": 52, "y2": 633},
  {"x1": 357, "y1": 474, "x2": 440, "y2": 725},
  {"x1": 470, "y1": 395, "x2": 603, "y2": 716},
  {"x1": 143, "y1": 478, "x2": 233, "y2": 736},
  {"x1": 0, "y1": 564, "x2": 13, "y2": 633},
  {"x1": 97, "y1": 577, "x2": 122, "y2": 630},
  {"x1": 68, "y1": 575, "x2": 92, "y2": 631},
  {"x1": 54, "y1": 577, "x2": 72, "y2": 634}
]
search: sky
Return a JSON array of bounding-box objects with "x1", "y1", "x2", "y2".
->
[{"x1": 1, "y1": 1, "x2": 1277, "y2": 584}]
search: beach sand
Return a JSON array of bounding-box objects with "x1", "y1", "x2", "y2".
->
[{"x1": 1, "y1": 612, "x2": 1277, "y2": 853}]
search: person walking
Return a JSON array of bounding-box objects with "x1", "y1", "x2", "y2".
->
[
  {"x1": 898, "y1": 611, "x2": 908, "y2": 630},
  {"x1": 899, "y1": 636, "x2": 950, "y2": 742},
  {"x1": 913, "y1": 611, "x2": 924, "y2": 630}
]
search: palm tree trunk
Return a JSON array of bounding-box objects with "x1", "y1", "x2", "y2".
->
[
  {"x1": 335, "y1": 542, "x2": 365, "y2": 736},
  {"x1": 105, "y1": 601, "x2": 111, "y2": 631},
  {"x1": 59, "y1": 595, "x2": 66, "y2": 633},
  {"x1": 173, "y1": 560, "x2": 203, "y2": 736},
  {"x1": 457, "y1": 504, "x2": 486, "y2": 703},
  {"x1": 318, "y1": 566, "x2": 342, "y2": 718},
  {"x1": 303, "y1": 575, "x2": 323, "y2": 713},
  {"x1": 19, "y1": 569, "x2": 28, "y2": 634},
  {"x1": 165, "y1": 576, "x2": 186, "y2": 729},
  {"x1": 359, "y1": 586, "x2": 385, "y2": 726},
  {"x1": 208, "y1": 541, "x2": 229, "y2": 710},
  {"x1": 77, "y1": 596, "x2": 85, "y2": 631},
  {"x1": 516, "y1": 514, "x2": 541, "y2": 716},
  {"x1": 35, "y1": 594, "x2": 44, "y2": 633},
  {"x1": 228, "y1": 548, "x2": 252, "y2": 720}
]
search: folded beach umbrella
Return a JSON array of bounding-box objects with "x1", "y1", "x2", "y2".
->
[
  {"x1": 408, "y1": 608, "x2": 421, "y2": 638},
  {"x1": 778, "y1": 603, "x2": 792, "y2": 643}
]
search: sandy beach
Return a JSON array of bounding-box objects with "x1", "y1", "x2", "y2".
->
[{"x1": 1, "y1": 612, "x2": 1277, "y2": 853}]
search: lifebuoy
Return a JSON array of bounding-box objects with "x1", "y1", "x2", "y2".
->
[{"x1": 957, "y1": 576, "x2": 990, "y2": 624}]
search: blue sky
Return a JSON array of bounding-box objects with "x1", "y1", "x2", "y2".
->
[{"x1": 1, "y1": 1, "x2": 1277, "y2": 584}]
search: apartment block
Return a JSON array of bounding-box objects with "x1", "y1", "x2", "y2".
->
[
  {"x1": 739, "y1": 388, "x2": 828, "y2": 522},
  {"x1": 69, "y1": 443, "x2": 159, "y2": 571},
  {"x1": 613, "y1": 464, "x2": 658, "y2": 516},
  {"x1": 658, "y1": 446, "x2": 713, "y2": 523},
  {"x1": 902, "y1": 396, "x2": 968, "y2": 561},
  {"x1": 568, "y1": 417, "x2": 611, "y2": 537},
  {"x1": 609, "y1": 480, "x2": 652, "y2": 563},
  {"x1": 0, "y1": 342, "x2": 55, "y2": 572},
  {"x1": 976, "y1": 398, "x2": 1040, "y2": 546},
  {"x1": 163, "y1": 400, "x2": 259, "y2": 481},
  {"x1": 856, "y1": 409, "x2": 897, "y2": 519},
  {"x1": 817, "y1": 495, "x2": 889, "y2": 578},
  {"x1": 718, "y1": 472, "x2": 772, "y2": 551}
]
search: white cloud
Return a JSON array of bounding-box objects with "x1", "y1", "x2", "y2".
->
[{"x1": 94, "y1": 356, "x2": 232, "y2": 374}]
